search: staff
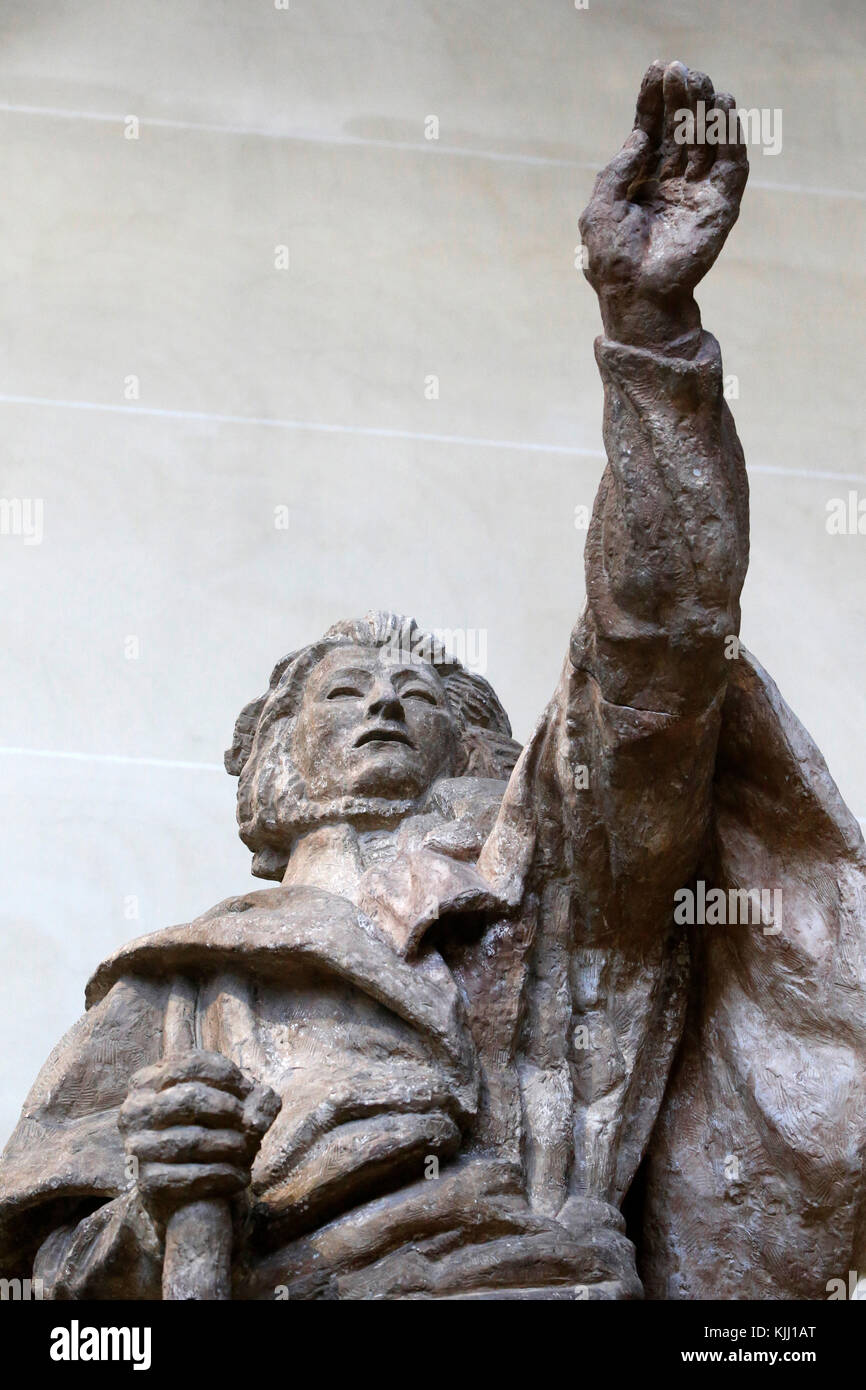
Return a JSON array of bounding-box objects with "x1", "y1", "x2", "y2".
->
[{"x1": 160, "y1": 976, "x2": 233, "y2": 1300}]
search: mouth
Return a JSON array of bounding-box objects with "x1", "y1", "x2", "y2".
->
[{"x1": 354, "y1": 726, "x2": 414, "y2": 750}]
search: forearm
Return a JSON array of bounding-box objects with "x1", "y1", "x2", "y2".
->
[{"x1": 574, "y1": 326, "x2": 748, "y2": 714}]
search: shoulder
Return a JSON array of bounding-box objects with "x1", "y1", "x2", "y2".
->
[{"x1": 84, "y1": 883, "x2": 360, "y2": 1008}]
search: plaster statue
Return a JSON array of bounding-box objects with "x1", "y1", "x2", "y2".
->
[{"x1": 2, "y1": 62, "x2": 864, "y2": 1301}]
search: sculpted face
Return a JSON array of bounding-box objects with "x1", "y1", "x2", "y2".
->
[{"x1": 291, "y1": 645, "x2": 460, "y2": 802}]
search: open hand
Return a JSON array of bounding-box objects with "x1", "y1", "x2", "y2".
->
[{"x1": 579, "y1": 60, "x2": 748, "y2": 350}]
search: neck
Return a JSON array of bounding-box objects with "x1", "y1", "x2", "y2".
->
[{"x1": 281, "y1": 821, "x2": 402, "y2": 903}]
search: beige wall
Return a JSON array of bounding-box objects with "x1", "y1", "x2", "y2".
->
[{"x1": 1, "y1": 1, "x2": 864, "y2": 1144}]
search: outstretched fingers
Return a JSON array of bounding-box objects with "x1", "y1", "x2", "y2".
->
[
  {"x1": 684, "y1": 69, "x2": 716, "y2": 181},
  {"x1": 710, "y1": 92, "x2": 749, "y2": 210},
  {"x1": 658, "y1": 60, "x2": 690, "y2": 182},
  {"x1": 633, "y1": 59, "x2": 665, "y2": 144}
]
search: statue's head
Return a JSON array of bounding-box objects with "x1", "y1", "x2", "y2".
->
[{"x1": 226, "y1": 612, "x2": 521, "y2": 880}]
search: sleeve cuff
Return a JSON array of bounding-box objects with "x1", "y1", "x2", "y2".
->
[{"x1": 594, "y1": 329, "x2": 723, "y2": 412}]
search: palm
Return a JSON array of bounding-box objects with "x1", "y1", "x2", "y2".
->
[{"x1": 580, "y1": 61, "x2": 748, "y2": 304}]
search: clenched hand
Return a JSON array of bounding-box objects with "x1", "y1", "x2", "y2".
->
[{"x1": 119, "y1": 1049, "x2": 280, "y2": 1226}]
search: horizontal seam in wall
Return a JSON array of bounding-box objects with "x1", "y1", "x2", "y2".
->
[
  {"x1": 0, "y1": 747, "x2": 225, "y2": 772},
  {"x1": 0, "y1": 392, "x2": 864, "y2": 482},
  {"x1": 0, "y1": 392, "x2": 606, "y2": 458},
  {"x1": 0, "y1": 749, "x2": 863, "y2": 830},
  {"x1": 0, "y1": 102, "x2": 864, "y2": 202}
]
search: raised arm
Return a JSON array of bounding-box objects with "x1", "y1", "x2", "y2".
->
[
  {"x1": 559, "y1": 61, "x2": 752, "y2": 1213},
  {"x1": 575, "y1": 58, "x2": 749, "y2": 715},
  {"x1": 561, "y1": 59, "x2": 752, "y2": 951},
  {"x1": 481, "y1": 64, "x2": 752, "y2": 1235}
]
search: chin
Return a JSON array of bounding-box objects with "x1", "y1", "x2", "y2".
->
[
  {"x1": 349, "y1": 773, "x2": 426, "y2": 800},
  {"x1": 346, "y1": 751, "x2": 428, "y2": 800}
]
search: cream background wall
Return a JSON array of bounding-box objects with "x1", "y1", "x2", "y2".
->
[{"x1": 1, "y1": 1, "x2": 864, "y2": 1143}]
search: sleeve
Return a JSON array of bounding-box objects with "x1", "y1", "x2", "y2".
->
[
  {"x1": 480, "y1": 329, "x2": 749, "y2": 1215},
  {"x1": 568, "y1": 328, "x2": 749, "y2": 939}
]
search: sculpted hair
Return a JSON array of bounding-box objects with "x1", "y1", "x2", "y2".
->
[{"x1": 225, "y1": 611, "x2": 522, "y2": 880}]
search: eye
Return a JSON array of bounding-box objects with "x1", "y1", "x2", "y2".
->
[
  {"x1": 326, "y1": 685, "x2": 363, "y2": 700},
  {"x1": 402, "y1": 687, "x2": 437, "y2": 705}
]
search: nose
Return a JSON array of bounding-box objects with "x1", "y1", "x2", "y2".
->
[{"x1": 366, "y1": 684, "x2": 404, "y2": 721}]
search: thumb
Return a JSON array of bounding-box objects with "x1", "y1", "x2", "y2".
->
[{"x1": 590, "y1": 128, "x2": 653, "y2": 209}]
